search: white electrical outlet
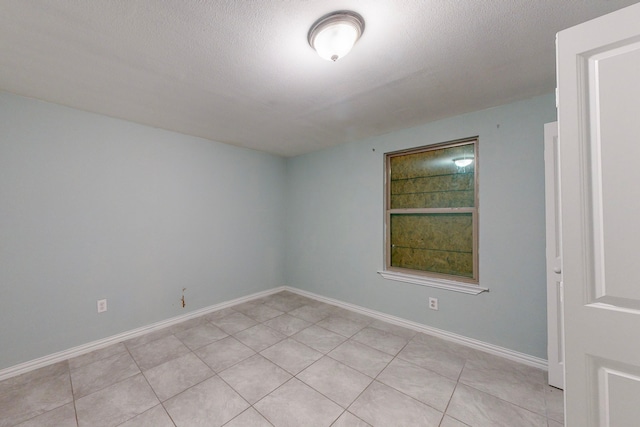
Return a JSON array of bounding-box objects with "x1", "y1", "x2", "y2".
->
[
  {"x1": 428, "y1": 297, "x2": 439, "y2": 311},
  {"x1": 97, "y1": 299, "x2": 107, "y2": 313}
]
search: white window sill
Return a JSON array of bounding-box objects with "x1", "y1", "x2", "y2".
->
[{"x1": 377, "y1": 270, "x2": 488, "y2": 295}]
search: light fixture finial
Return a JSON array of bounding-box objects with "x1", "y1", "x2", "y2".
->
[{"x1": 308, "y1": 11, "x2": 365, "y2": 62}]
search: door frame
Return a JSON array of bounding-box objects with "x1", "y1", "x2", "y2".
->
[{"x1": 544, "y1": 121, "x2": 564, "y2": 389}]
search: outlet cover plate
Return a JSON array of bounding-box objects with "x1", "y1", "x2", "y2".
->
[{"x1": 97, "y1": 299, "x2": 107, "y2": 313}]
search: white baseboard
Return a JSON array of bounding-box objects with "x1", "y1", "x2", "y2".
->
[
  {"x1": 0, "y1": 284, "x2": 546, "y2": 381},
  {"x1": 283, "y1": 286, "x2": 548, "y2": 371},
  {"x1": 0, "y1": 287, "x2": 286, "y2": 382}
]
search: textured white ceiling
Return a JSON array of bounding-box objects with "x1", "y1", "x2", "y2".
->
[{"x1": 0, "y1": 0, "x2": 637, "y2": 157}]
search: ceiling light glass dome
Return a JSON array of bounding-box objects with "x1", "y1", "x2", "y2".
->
[{"x1": 308, "y1": 11, "x2": 365, "y2": 62}]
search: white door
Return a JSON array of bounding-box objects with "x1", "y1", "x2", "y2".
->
[
  {"x1": 557, "y1": 3, "x2": 640, "y2": 426},
  {"x1": 544, "y1": 121, "x2": 564, "y2": 389}
]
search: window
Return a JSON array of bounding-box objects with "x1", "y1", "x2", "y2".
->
[{"x1": 380, "y1": 137, "x2": 485, "y2": 294}]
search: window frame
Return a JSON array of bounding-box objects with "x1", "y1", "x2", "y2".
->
[{"x1": 379, "y1": 137, "x2": 487, "y2": 294}]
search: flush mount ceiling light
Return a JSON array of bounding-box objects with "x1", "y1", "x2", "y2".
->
[{"x1": 308, "y1": 11, "x2": 365, "y2": 62}]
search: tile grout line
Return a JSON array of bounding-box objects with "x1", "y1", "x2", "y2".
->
[
  {"x1": 3, "y1": 291, "x2": 558, "y2": 427},
  {"x1": 225, "y1": 298, "x2": 366, "y2": 425},
  {"x1": 221, "y1": 298, "x2": 549, "y2": 422},
  {"x1": 439, "y1": 358, "x2": 465, "y2": 426},
  {"x1": 249, "y1": 376, "x2": 297, "y2": 426},
  {"x1": 127, "y1": 336, "x2": 188, "y2": 427},
  {"x1": 69, "y1": 364, "x2": 80, "y2": 427},
  {"x1": 12, "y1": 364, "x2": 77, "y2": 427},
  {"x1": 120, "y1": 342, "x2": 161, "y2": 426},
  {"x1": 457, "y1": 379, "x2": 551, "y2": 421}
]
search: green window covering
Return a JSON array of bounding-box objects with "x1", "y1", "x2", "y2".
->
[
  {"x1": 390, "y1": 213, "x2": 473, "y2": 277},
  {"x1": 386, "y1": 139, "x2": 478, "y2": 283}
]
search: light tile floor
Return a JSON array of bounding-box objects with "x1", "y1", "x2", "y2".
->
[{"x1": 0, "y1": 291, "x2": 564, "y2": 427}]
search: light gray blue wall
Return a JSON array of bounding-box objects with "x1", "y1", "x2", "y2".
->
[
  {"x1": 0, "y1": 92, "x2": 287, "y2": 370},
  {"x1": 0, "y1": 91, "x2": 555, "y2": 370},
  {"x1": 285, "y1": 94, "x2": 556, "y2": 359}
]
